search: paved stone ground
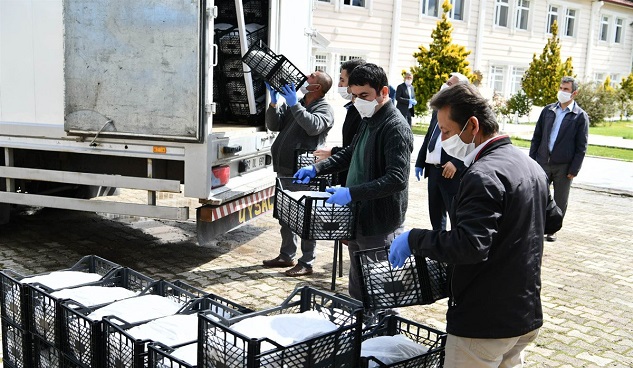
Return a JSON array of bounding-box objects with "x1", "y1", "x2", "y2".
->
[{"x1": 1, "y1": 164, "x2": 632, "y2": 367}]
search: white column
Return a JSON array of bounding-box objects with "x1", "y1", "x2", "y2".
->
[
  {"x1": 585, "y1": 1, "x2": 604, "y2": 80},
  {"x1": 388, "y1": 0, "x2": 402, "y2": 83}
]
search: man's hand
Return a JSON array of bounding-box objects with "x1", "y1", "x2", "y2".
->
[
  {"x1": 567, "y1": 174, "x2": 576, "y2": 179},
  {"x1": 415, "y1": 167, "x2": 423, "y2": 181},
  {"x1": 280, "y1": 83, "x2": 298, "y2": 107},
  {"x1": 293, "y1": 165, "x2": 317, "y2": 184},
  {"x1": 265, "y1": 82, "x2": 278, "y2": 104},
  {"x1": 314, "y1": 147, "x2": 332, "y2": 163},
  {"x1": 442, "y1": 161, "x2": 457, "y2": 179},
  {"x1": 409, "y1": 99, "x2": 418, "y2": 106},
  {"x1": 389, "y1": 230, "x2": 412, "y2": 268},
  {"x1": 325, "y1": 187, "x2": 351, "y2": 205}
]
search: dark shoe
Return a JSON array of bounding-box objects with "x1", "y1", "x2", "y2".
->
[
  {"x1": 546, "y1": 233, "x2": 557, "y2": 242},
  {"x1": 263, "y1": 256, "x2": 295, "y2": 268},
  {"x1": 284, "y1": 264, "x2": 313, "y2": 277}
]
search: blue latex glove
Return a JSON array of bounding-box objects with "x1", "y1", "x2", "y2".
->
[
  {"x1": 280, "y1": 83, "x2": 298, "y2": 106},
  {"x1": 409, "y1": 98, "x2": 418, "y2": 106},
  {"x1": 325, "y1": 187, "x2": 351, "y2": 205},
  {"x1": 265, "y1": 82, "x2": 278, "y2": 104},
  {"x1": 389, "y1": 230, "x2": 412, "y2": 268},
  {"x1": 293, "y1": 165, "x2": 316, "y2": 184},
  {"x1": 415, "y1": 167, "x2": 423, "y2": 181}
]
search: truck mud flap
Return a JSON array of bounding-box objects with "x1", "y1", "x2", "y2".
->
[{"x1": 196, "y1": 187, "x2": 275, "y2": 245}]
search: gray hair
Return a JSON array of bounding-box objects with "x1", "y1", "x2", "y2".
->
[
  {"x1": 561, "y1": 76, "x2": 578, "y2": 92},
  {"x1": 450, "y1": 72, "x2": 470, "y2": 83}
]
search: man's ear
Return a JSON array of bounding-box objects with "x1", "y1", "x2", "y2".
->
[{"x1": 381, "y1": 86, "x2": 389, "y2": 98}]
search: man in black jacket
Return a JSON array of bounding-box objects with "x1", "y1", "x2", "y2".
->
[
  {"x1": 295, "y1": 63, "x2": 414, "y2": 301},
  {"x1": 414, "y1": 72, "x2": 469, "y2": 230},
  {"x1": 395, "y1": 72, "x2": 416, "y2": 125},
  {"x1": 529, "y1": 76, "x2": 589, "y2": 242},
  {"x1": 314, "y1": 58, "x2": 366, "y2": 186},
  {"x1": 389, "y1": 83, "x2": 562, "y2": 367}
]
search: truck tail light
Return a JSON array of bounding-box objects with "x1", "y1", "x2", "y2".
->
[{"x1": 211, "y1": 165, "x2": 230, "y2": 189}]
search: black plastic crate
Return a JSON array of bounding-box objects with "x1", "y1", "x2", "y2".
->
[
  {"x1": 103, "y1": 294, "x2": 253, "y2": 368},
  {"x1": 356, "y1": 248, "x2": 448, "y2": 310},
  {"x1": 242, "y1": 43, "x2": 307, "y2": 93},
  {"x1": 61, "y1": 279, "x2": 203, "y2": 368},
  {"x1": 217, "y1": 25, "x2": 267, "y2": 56},
  {"x1": 148, "y1": 341, "x2": 197, "y2": 368},
  {"x1": 27, "y1": 267, "x2": 155, "y2": 350},
  {"x1": 273, "y1": 177, "x2": 356, "y2": 240},
  {"x1": 226, "y1": 78, "x2": 266, "y2": 103},
  {"x1": 294, "y1": 149, "x2": 338, "y2": 186},
  {"x1": 216, "y1": 0, "x2": 267, "y2": 24},
  {"x1": 33, "y1": 334, "x2": 64, "y2": 368},
  {"x1": 199, "y1": 285, "x2": 363, "y2": 368},
  {"x1": 228, "y1": 99, "x2": 265, "y2": 117},
  {"x1": 222, "y1": 57, "x2": 246, "y2": 78},
  {"x1": 1, "y1": 317, "x2": 31, "y2": 368},
  {"x1": 360, "y1": 315, "x2": 446, "y2": 368},
  {"x1": 1, "y1": 255, "x2": 120, "y2": 331}
]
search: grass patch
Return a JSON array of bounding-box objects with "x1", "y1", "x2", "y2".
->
[
  {"x1": 590, "y1": 121, "x2": 633, "y2": 139},
  {"x1": 511, "y1": 137, "x2": 633, "y2": 161}
]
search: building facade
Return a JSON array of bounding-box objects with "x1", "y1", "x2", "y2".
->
[{"x1": 310, "y1": 0, "x2": 633, "y2": 100}]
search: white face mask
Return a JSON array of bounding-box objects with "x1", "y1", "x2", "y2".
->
[
  {"x1": 338, "y1": 87, "x2": 353, "y2": 100},
  {"x1": 442, "y1": 121, "x2": 476, "y2": 160},
  {"x1": 300, "y1": 82, "x2": 319, "y2": 95},
  {"x1": 354, "y1": 97, "x2": 379, "y2": 119},
  {"x1": 557, "y1": 90, "x2": 572, "y2": 104},
  {"x1": 405, "y1": 79, "x2": 413, "y2": 86}
]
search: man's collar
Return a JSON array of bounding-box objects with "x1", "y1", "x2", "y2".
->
[
  {"x1": 552, "y1": 100, "x2": 575, "y2": 112},
  {"x1": 463, "y1": 134, "x2": 508, "y2": 166}
]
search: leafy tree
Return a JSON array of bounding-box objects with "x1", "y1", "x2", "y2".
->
[
  {"x1": 617, "y1": 73, "x2": 633, "y2": 120},
  {"x1": 409, "y1": 0, "x2": 472, "y2": 114},
  {"x1": 505, "y1": 90, "x2": 533, "y2": 122},
  {"x1": 574, "y1": 82, "x2": 617, "y2": 126},
  {"x1": 522, "y1": 21, "x2": 574, "y2": 106}
]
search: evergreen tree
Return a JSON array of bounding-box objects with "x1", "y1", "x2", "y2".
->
[
  {"x1": 410, "y1": 0, "x2": 472, "y2": 114},
  {"x1": 618, "y1": 73, "x2": 633, "y2": 120},
  {"x1": 522, "y1": 21, "x2": 574, "y2": 107}
]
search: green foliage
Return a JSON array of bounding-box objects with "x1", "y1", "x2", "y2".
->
[
  {"x1": 410, "y1": 0, "x2": 472, "y2": 114},
  {"x1": 574, "y1": 82, "x2": 617, "y2": 126},
  {"x1": 617, "y1": 73, "x2": 633, "y2": 120},
  {"x1": 521, "y1": 22, "x2": 575, "y2": 106},
  {"x1": 506, "y1": 91, "x2": 533, "y2": 120}
]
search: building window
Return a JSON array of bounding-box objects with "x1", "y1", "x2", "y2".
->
[
  {"x1": 515, "y1": 0, "x2": 530, "y2": 30},
  {"x1": 449, "y1": 0, "x2": 464, "y2": 20},
  {"x1": 615, "y1": 18, "x2": 623, "y2": 43},
  {"x1": 489, "y1": 66, "x2": 506, "y2": 93},
  {"x1": 511, "y1": 67, "x2": 525, "y2": 94},
  {"x1": 314, "y1": 54, "x2": 328, "y2": 73},
  {"x1": 422, "y1": 0, "x2": 440, "y2": 17},
  {"x1": 564, "y1": 9, "x2": 576, "y2": 37},
  {"x1": 317, "y1": 0, "x2": 331, "y2": 2},
  {"x1": 343, "y1": 0, "x2": 365, "y2": 7},
  {"x1": 594, "y1": 73, "x2": 605, "y2": 82},
  {"x1": 547, "y1": 5, "x2": 558, "y2": 34},
  {"x1": 600, "y1": 16, "x2": 610, "y2": 41},
  {"x1": 339, "y1": 55, "x2": 362, "y2": 66},
  {"x1": 495, "y1": 0, "x2": 509, "y2": 27}
]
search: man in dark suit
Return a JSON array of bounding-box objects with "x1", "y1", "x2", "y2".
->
[
  {"x1": 529, "y1": 76, "x2": 589, "y2": 242},
  {"x1": 414, "y1": 72, "x2": 469, "y2": 230},
  {"x1": 395, "y1": 72, "x2": 416, "y2": 125}
]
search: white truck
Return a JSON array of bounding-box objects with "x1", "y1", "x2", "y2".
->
[{"x1": 0, "y1": 0, "x2": 316, "y2": 244}]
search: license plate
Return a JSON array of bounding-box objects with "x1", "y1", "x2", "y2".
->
[{"x1": 239, "y1": 155, "x2": 267, "y2": 173}]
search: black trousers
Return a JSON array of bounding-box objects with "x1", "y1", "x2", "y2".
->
[{"x1": 426, "y1": 165, "x2": 461, "y2": 231}]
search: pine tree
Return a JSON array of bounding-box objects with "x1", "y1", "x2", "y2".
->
[
  {"x1": 619, "y1": 73, "x2": 633, "y2": 120},
  {"x1": 410, "y1": 0, "x2": 472, "y2": 114},
  {"x1": 522, "y1": 21, "x2": 574, "y2": 107}
]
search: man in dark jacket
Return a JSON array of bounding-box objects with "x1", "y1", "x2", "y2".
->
[
  {"x1": 313, "y1": 58, "x2": 366, "y2": 186},
  {"x1": 414, "y1": 72, "x2": 469, "y2": 230},
  {"x1": 395, "y1": 72, "x2": 416, "y2": 125},
  {"x1": 389, "y1": 83, "x2": 563, "y2": 367},
  {"x1": 262, "y1": 71, "x2": 335, "y2": 277},
  {"x1": 529, "y1": 76, "x2": 589, "y2": 242},
  {"x1": 295, "y1": 63, "x2": 414, "y2": 301}
]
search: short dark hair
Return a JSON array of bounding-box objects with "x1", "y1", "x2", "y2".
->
[
  {"x1": 316, "y1": 71, "x2": 333, "y2": 94},
  {"x1": 430, "y1": 83, "x2": 498, "y2": 136},
  {"x1": 340, "y1": 58, "x2": 366, "y2": 76},
  {"x1": 348, "y1": 63, "x2": 388, "y2": 95}
]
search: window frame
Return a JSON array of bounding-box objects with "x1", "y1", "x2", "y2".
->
[
  {"x1": 494, "y1": 0, "x2": 510, "y2": 28},
  {"x1": 448, "y1": 0, "x2": 465, "y2": 21},
  {"x1": 600, "y1": 15, "x2": 610, "y2": 42},
  {"x1": 514, "y1": 0, "x2": 530, "y2": 31},
  {"x1": 614, "y1": 18, "x2": 624, "y2": 44},
  {"x1": 489, "y1": 65, "x2": 506, "y2": 94},
  {"x1": 564, "y1": 8, "x2": 577, "y2": 37},
  {"x1": 342, "y1": 0, "x2": 367, "y2": 8},
  {"x1": 547, "y1": 5, "x2": 559, "y2": 34},
  {"x1": 511, "y1": 66, "x2": 526, "y2": 95},
  {"x1": 421, "y1": 0, "x2": 441, "y2": 18}
]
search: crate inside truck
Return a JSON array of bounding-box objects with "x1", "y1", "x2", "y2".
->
[{"x1": 0, "y1": 0, "x2": 317, "y2": 243}]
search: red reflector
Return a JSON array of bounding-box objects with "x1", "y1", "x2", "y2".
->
[{"x1": 211, "y1": 165, "x2": 230, "y2": 189}]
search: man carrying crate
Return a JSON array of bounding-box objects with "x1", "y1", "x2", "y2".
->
[
  {"x1": 388, "y1": 83, "x2": 563, "y2": 367},
  {"x1": 262, "y1": 71, "x2": 335, "y2": 277},
  {"x1": 294, "y1": 63, "x2": 414, "y2": 302}
]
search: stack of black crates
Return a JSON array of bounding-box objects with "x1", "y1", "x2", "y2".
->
[{"x1": 214, "y1": 0, "x2": 268, "y2": 125}]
